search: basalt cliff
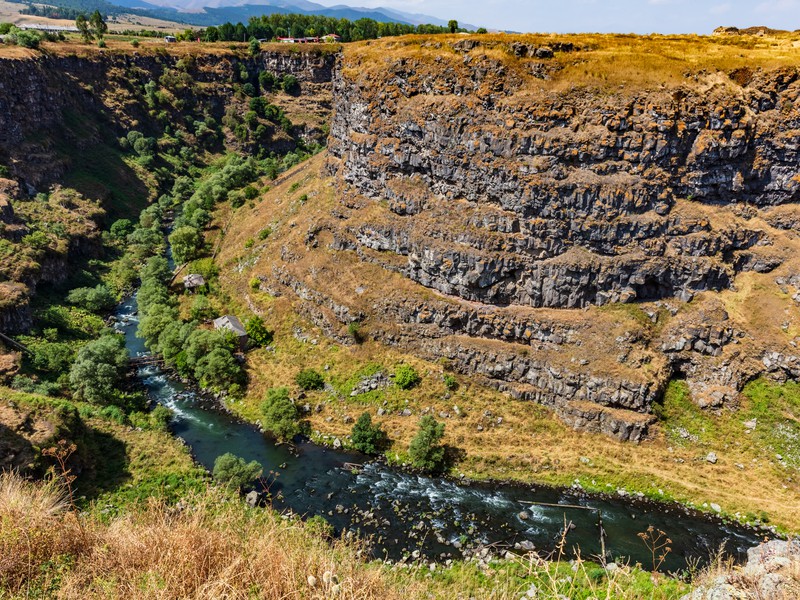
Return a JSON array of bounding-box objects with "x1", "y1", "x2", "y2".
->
[{"x1": 233, "y1": 36, "x2": 800, "y2": 440}]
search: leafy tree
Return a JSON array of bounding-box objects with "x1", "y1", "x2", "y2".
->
[
  {"x1": 189, "y1": 295, "x2": 216, "y2": 321},
  {"x1": 107, "y1": 255, "x2": 138, "y2": 296},
  {"x1": 476, "y1": 27, "x2": 488, "y2": 34},
  {"x1": 212, "y1": 453, "x2": 262, "y2": 489},
  {"x1": 248, "y1": 37, "x2": 261, "y2": 56},
  {"x1": 140, "y1": 255, "x2": 171, "y2": 284},
  {"x1": 258, "y1": 70, "x2": 277, "y2": 91},
  {"x1": 66, "y1": 284, "x2": 116, "y2": 313},
  {"x1": 69, "y1": 333, "x2": 128, "y2": 405},
  {"x1": 89, "y1": 10, "x2": 108, "y2": 40},
  {"x1": 260, "y1": 387, "x2": 300, "y2": 442},
  {"x1": 75, "y1": 14, "x2": 93, "y2": 43},
  {"x1": 110, "y1": 218, "x2": 134, "y2": 239},
  {"x1": 29, "y1": 341, "x2": 74, "y2": 374},
  {"x1": 8, "y1": 27, "x2": 42, "y2": 48},
  {"x1": 136, "y1": 284, "x2": 171, "y2": 315},
  {"x1": 281, "y1": 74, "x2": 300, "y2": 95},
  {"x1": 350, "y1": 412, "x2": 388, "y2": 455},
  {"x1": 157, "y1": 321, "x2": 194, "y2": 364},
  {"x1": 295, "y1": 368, "x2": 324, "y2": 391},
  {"x1": 448, "y1": 19, "x2": 458, "y2": 33},
  {"x1": 394, "y1": 364, "x2": 420, "y2": 390},
  {"x1": 137, "y1": 303, "x2": 179, "y2": 349},
  {"x1": 169, "y1": 225, "x2": 202, "y2": 265},
  {"x1": 194, "y1": 347, "x2": 240, "y2": 390},
  {"x1": 408, "y1": 416, "x2": 446, "y2": 473},
  {"x1": 245, "y1": 316, "x2": 272, "y2": 347}
]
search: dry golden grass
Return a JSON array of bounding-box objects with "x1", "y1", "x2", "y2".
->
[
  {"x1": 0, "y1": 35, "x2": 340, "y2": 60},
  {"x1": 344, "y1": 31, "x2": 800, "y2": 93},
  {"x1": 0, "y1": 472, "x2": 412, "y2": 600},
  {"x1": 0, "y1": 473, "x2": 89, "y2": 594}
]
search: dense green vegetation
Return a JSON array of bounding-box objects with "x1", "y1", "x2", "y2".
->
[
  {"x1": 394, "y1": 364, "x2": 421, "y2": 390},
  {"x1": 212, "y1": 452, "x2": 262, "y2": 490},
  {"x1": 260, "y1": 386, "x2": 302, "y2": 441},
  {"x1": 408, "y1": 416, "x2": 446, "y2": 473},
  {"x1": 350, "y1": 412, "x2": 388, "y2": 455},
  {"x1": 295, "y1": 368, "x2": 325, "y2": 391}
]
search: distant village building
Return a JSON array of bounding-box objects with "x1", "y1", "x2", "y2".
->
[
  {"x1": 182, "y1": 273, "x2": 206, "y2": 292},
  {"x1": 277, "y1": 36, "x2": 322, "y2": 44},
  {"x1": 322, "y1": 34, "x2": 342, "y2": 43},
  {"x1": 213, "y1": 315, "x2": 248, "y2": 350},
  {"x1": 164, "y1": 35, "x2": 177, "y2": 43}
]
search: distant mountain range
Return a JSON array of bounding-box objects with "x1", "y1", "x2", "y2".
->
[{"x1": 105, "y1": 0, "x2": 477, "y2": 28}]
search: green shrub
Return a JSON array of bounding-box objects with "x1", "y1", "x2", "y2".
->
[
  {"x1": 295, "y1": 368, "x2": 324, "y2": 391},
  {"x1": 347, "y1": 321, "x2": 363, "y2": 343},
  {"x1": 281, "y1": 74, "x2": 299, "y2": 94},
  {"x1": 408, "y1": 416, "x2": 446, "y2": 473},
  {"x1": 245, "y1": 316, "x2": 273, "y2": 347},
  {"x1": 131, "y1": 39, "x2": 140, "y2": 47},
  {"x1": 212, "y1": 453, "x2": 262, "y2": 490},
  {"x1": 260, "y1": 387, "x2": 301, "y2": 441},
  {"x1": 29, "y1": 341, "x2": 74, "y2": 374},
  {"x1": 66, "y1": 284, "x2": 117, "y2": 313},
  {"x1": 258, "y1": 70, "x2": 277, "y2": 91},
  {"x1": 244, "y1": 238, "x2": 255, "y2": 249},
  {"x1": 350, "y1": 412, "x2": 388, "y2": 455},
  {"x1": 394, "y1": 364, "x2": 420, "y2": 390},
  {"x1": 69, "y1": 333, "x2": 129, "y2": 405},
  {"x1": 258, "y1": 227, "x2": 272, "y2": 240},
  {"x1": 100, "y1": 404, "x2": 126, "y2": 425},
  {"x1": 305, "y1": 514, "x2": 334, "y2": 537},
  {"x1": 443, "y1": 374, "x2": 458, "y2": 391},
  {"x1": 189, "y1": 295, "x2": 217, "y2": 321}
]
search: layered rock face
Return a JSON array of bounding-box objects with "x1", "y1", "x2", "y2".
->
[
  {"x1": 279, "y1": 39, "x2": 799, "y2": 439},
  {"x1": 328, "y1": 43, "x2": 799, "y2": 309}
]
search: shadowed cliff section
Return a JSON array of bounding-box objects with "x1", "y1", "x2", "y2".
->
[{"x1": 0, "y1": 45, "x2": 337, "y2": 214}]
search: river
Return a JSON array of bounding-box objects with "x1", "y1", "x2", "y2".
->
[{"x1": 114, "y1": 294, "x2": 767, "y2": 574}]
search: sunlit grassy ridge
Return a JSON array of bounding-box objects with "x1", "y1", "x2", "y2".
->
[{"x1": 345, "y1": 31, "x2": 800, "y2": 91}]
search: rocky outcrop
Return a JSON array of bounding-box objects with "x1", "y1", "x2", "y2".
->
[{"x1": 684, "y1": 539, "x2": 800, "y2": 600}]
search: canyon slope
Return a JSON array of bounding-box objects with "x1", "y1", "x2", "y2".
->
[{"x1": 223, "y1": 33, "x2": 800, "y2": 440}]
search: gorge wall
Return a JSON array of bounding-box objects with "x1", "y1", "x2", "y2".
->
[
  {"x1": 0, "y1": 44, "x2": 336, "y2": 334},
  {"x1": 234, "y1": 35, "x2": 800, "y2": 440}
]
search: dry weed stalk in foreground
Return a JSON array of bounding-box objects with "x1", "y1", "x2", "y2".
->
[
  {"x1": 0, "y1": 471, "x2": 405, "y2": 599},
  {"x1": 0, "y1": 472, "x2": 90, "y2": 594}
]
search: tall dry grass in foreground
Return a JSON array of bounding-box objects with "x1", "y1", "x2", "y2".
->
[{"x1": 0, "y1": 472, "x2": 407, "y2": 600}]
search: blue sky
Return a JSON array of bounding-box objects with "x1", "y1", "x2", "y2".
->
[{"x1": 317, "y1": 0, "x2": 800, "y2": 34}]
